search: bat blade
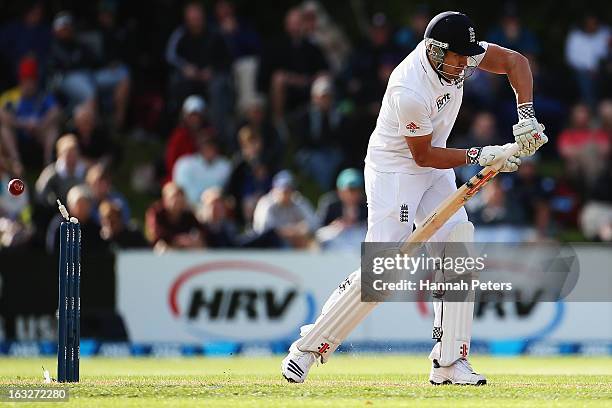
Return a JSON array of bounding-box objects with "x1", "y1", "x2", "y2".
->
[{"x1": 400, "y1": 143, "x2": 519, "y2": 249}]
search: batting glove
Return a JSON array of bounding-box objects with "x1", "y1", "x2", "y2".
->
[
  {"x1": 466, "y1": 143, "x2": 521, "y2": 172},
  {"x1": 513, "y1": 103, "x2": 548, "y2": 157}
]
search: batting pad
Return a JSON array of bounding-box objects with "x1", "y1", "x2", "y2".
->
[
  {"x1": 295, "y1": 269, "x2": 379, "y2": 363},
  {"x1": 429, "y1": 221, "x2": 476, "y2": 366}
]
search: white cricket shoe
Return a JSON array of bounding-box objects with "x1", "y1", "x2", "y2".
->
[
  {"x1": 429, "y1": 358, "x2": 487, "y2": 385},
  {"x1": 281, "y1": 342, "x2": 318, "y2": 383}
]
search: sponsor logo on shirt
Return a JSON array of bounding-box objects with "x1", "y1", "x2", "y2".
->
[
  {"x1": 406, "y1": 122, "x2": 420, "y2": 133},
  {"x1": 436, "y1": 93, "x2": 451, "y2": 111}
]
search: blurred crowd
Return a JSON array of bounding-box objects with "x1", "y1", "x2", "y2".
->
[{"x1": 0, "y1": 0, "x2": 610, "y2": 253}]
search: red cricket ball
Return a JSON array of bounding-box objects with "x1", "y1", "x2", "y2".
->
[{"x1": 8, "y1": 178, "x2": 25, "y2": 196}]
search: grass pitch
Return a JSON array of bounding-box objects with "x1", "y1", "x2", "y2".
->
[{"x1": 1, "y1": 355, "x2": 611, "y2": 407}]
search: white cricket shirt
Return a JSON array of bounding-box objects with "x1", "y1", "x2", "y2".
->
[{"x1": 365, "y1": 39, "x2": 488, "y2": 174}]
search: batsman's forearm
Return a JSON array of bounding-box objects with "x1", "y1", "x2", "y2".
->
[
  {"x1": 506, "y1": 52, "x2": 533, "y2": 104},
  {"x1": 414, "y1": 147, "x2": 469, "y2": 169}
]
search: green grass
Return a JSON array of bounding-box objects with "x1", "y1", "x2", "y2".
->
[{"x1": 1, "y1": 355, "x2": 611, "y2": 407}]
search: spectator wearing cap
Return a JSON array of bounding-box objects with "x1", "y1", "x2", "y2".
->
[
  {"x1": 145, "y1": 182, "x2": 205, "y2": 250},
  {"x1": 46, "y1": 184, "x2": 106, "y2": 253},
  {"x1": 0, "y1": 2, "x2": 51, "y2": 85},
  {"x1": 47, "y1": 12, "x2": 99, "y2": 110},
  {"x1": 224, "y1": 125, "x2": 273, "y2": 227},
  {"x1": 165, "y1": 95, "x2": 216, "y2": 181},
  {"x1": 293, "y1": 75, "x2": 346, "y2": 190},
  {"x1": 166, "y1": 1, "x2": 233, "y2": 141},
  {"x1": 257, "y1": 7, "x2": 329, "y2": 120},
  {"x1": 565, "y1": 13, "x2": 611, "y2": 109},
  {"x1": 0, "y1": 56, "x2": 61, "y2": 170},
  {"x1": 35, "y1": 134, "x2": 88, "y2": 209},
  {"x1": 317, "y1": 168, "x2": 367, "y2": 227},
  {"x1": 85, "y1": 163, "x2": 131, "y2": 226},
  {"x1": 99, "y1": 200, "x2": 148, "y2": 249},
  {"x1": 316, "y1": 168, "x2": 368, "y2": 250},
  {"x1": 252, "y1": 170, "x2": 319, "y2": 248},
  {"x1": 173, "y1": 135, "x2": 231, "y2": 208}
]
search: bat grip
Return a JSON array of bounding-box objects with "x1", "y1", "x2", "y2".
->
[{"x1": 490, "y1": 143, "x2": 520, "y2": 171}]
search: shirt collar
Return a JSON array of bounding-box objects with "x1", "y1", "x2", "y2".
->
[
  {"x1": 418, "y1": 40, "x2": 462, "y2": 90},
  {"x1": 418, "y1": 40, "x2": 443, "y2": 87}
]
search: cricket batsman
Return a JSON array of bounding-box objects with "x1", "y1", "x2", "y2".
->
[{"x1": 281, "y1": 11, "x2": 547, "y2": 385}]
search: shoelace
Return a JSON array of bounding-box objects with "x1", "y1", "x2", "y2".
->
[{"x1": 458, "y1": 358, "x2": 478, "y2": 374}]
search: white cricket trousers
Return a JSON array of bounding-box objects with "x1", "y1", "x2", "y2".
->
[{"x1": 364, "y1": 165, "x2": 468, "y2": 242}]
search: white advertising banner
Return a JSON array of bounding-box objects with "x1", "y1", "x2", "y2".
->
[{"x1": 116, "y1": 250, "x2": 612, "y2": 346}]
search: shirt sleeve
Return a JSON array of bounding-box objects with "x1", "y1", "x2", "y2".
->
[
  {"x1": 472, "y1": 41, "x2": 489, "y2": 67},
  {"x1": 393, "y1": 89, "x2": 433, "y2": 137},
  {"x1": 252, "y1": 196, "x2": 273, "y2": 233}
]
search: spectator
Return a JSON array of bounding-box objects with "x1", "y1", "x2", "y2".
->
[
  {"x1": 395, "y1": 4, "x2": 431, "y2": 53},
  {"x1": 0, "y1": 148, "x2": 32, "y2": 249},
  {"x1": 315, "y1": 168, "x2": 367, "y2": 250},
  {"x1": 85, "y1": 163, "x2": 130, "y2": 225},
  {"x1": 145, "y1": 182, "x2": 204, "y2": 250},
  {"x1": 346, "y1": 12, "x2": 401, "y2": 107},
  {"x1": 467, "y1": 178, "x2": 531, "y2": 242},
  {"x1": 0, "y1": 56, "x2": 61, "y2": 169},
  {"x1": 197, "y1": 186, "x2": 237, "y2": 247},
  {"x1": 452, "y1": 112, "x2": 504, "y2": 183},
  {"x1": 85, "y1": 0, "x2": 131, "y2": 129},
  {"x1": 47, "y1": 12, "x2": 98, "y2": 110},
  {"x1": 301, "y1": 1, "x2": 351, "y2": 73},
  {"x1": 46, "y1": 184, "x2": 106, "y2": 253},
  {"x1": 0, "y1": 1, "x2": 51, "y2": 85},
  {"x1": 257, "y1": 7, "x2": 328, "y2": 120},
  {"x1": 565, "y1": 13, "x2": 611, "y2": 109},
  {"x1": 165, "y1": 95, "x2": 216, "y2": 180},
  {"x1": 252, "y1": 170, "x2": 319, "y2": 248},
  {"x1": 557, "y1": 103, "x2": 610, "y2": 191},
  {"x1": 99, "y1": 200, "x2": 148, "y2": 249},
  {"x1": 580, "y1": 164, "x2": 612, "y2": 241},
  {"x1": 224, "y1": 125, "x2": 273, "y2": 227},
  {"x1": 166, "y1": 1, "x2": 233, "y2": 141},
  {"x1": 66, "y1": 103, "x2": 118, "y2": 165},
  {"x1": 486, "y1": 4, "x2": 540, "y2": 55},
  {"x1": 294, "y1": 75, "x2": 345, "y2": 190},
  {"x1": 173, "y1": 136, "x2": 231, "y2": 207},
  {"x1": 35, "y1": 134, "x2": 87, "y2": 208},
  {"x1": 598, "y1": 99, "x2": 612, "y2": 135},
  {"x1": 213, "y1": 0, "x2": 260, "y2": 61},
  {"x1": 317, "y1": 168, "x2": 367, "y2": 226},
  {"x1": 235, "y1": 95, "x2": 283, "y2": 162},
  {"x1": 505, "y1": 156, "x2": 554, "y2": 240}
]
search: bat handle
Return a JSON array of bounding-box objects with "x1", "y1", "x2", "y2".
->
[{"x1": 490, "y1": 143, "x2": 520, "y2": 172}]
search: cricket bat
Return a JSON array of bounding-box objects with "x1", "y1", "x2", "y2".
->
[{"x1": 401, "y1": 143, "x2": 520, "y2": 249}]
